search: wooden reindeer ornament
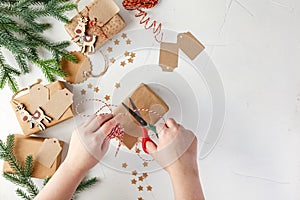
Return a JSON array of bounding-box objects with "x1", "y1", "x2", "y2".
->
[
  {"x1": 72, "y1": 16, "x2": 96, "y2": 54},
  {"x1": 14, "y1": 102, "x2": 52, "y2": 131}
]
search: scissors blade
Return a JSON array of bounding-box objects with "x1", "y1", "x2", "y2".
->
[
  {"x1": 129, "y1": 97, "x2": 142, "y2": 117},
  {"x1": 122, "y1": 102, "x2": 147, "y2": 126}
]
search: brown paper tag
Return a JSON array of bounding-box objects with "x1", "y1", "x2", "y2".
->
[
  {"x1": 159, "y1": 42, "x2": 179, "y2": 72},
  {"x1": 61, "y1": 52, "x2": 91, "y2": 84},
  {"x1": 43, "y1": 88, "x2": 73, "y2": 120},
  {"x1": 89, "y1": 0, "x2": 120, "y2": 24},
  {"x1": 177, "y1": 32, "x2": 205, "y2": 60},
  {"x1": 35, "y1": 138, "x2": 62, "y2": 168},
  {"x1": 29, "y1": 84, "x2": 49, "y2": 111}
]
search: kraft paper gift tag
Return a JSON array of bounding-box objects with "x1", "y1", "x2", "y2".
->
[
  {"x1": 43, "y1": 88, "x2": 73, "y2": 120},
  {"x1": 113, "y1": 83, "x2": 169, "y2": 149},
  {"x1": 177, "y1": 32, "x2": 205, "y2": 60},
  {"x1": 35, "y1": 138, "x2": 62, "y2": 168},
  {"x1": 29, "y1": 83, "x2": 49, "y2": 111},
  {"x1": 159, "y1": 42, "x2": 179, "y2": 72}
]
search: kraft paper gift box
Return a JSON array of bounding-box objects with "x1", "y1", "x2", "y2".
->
[
  {"x1": 11, "y1": 81, "x2": 74, "y2": 136},
  {"x1": 65, "y1": 0, "x2": 126, "y2": 51},
  {"x1": 113, "y1": 83, "x2": 169, "y2": 149},
  {"x1": 3, "y1": 134, "x2": 64, "y2": 179}
]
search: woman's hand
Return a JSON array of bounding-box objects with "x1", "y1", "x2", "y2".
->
[{"x1": 64, "y1": 114, "x2": 121, "y2": 173}]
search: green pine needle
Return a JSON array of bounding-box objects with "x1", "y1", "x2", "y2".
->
[
  {"x1": 16, "y1": 188, "x2": 32, "y2": 200},
  {"x1": 0, "y1": 0, "x2": 77, "y2": 91},
  {"x1": 74, "y1": 177, "x2": 99, "y2": 195}
]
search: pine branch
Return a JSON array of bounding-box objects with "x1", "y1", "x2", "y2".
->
[
  {"x1": 74, "y1": 177, "x2": 99, "y2": 195},
  {"x1": 16, "y1": 188, "x2": 32, "y2": 200},
  {"x1": 0, "y1": 0, "x2": 77, "y2": 91}
]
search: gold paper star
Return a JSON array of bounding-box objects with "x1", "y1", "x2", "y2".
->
[
  {"x1": 138, "y1": 197, "x2": 144, "y2": 200},
  {"x1": 115, "y1": 83, "x2": 121, "y2": 88},
  {"x1": 107, "y1": 47, "x2": 113, "y2": 53},
  {"x1": 143, "y1": 162, "x2": 148, "y2": 167},
  {"x1": 131, "y1": 179, "x2": 137, "y2": 184},
  {"x1": 120, "y1": 61, "x2": 126, "y2": 67},
  {"x1": 121, "y1": 33, "x2": 127, "y2": 39},
  {"x1": 94, "y1": 87, "x2": 99, "y2": 93},
  {"x1": 104, "y1": 95, "x2": 110, "y2": 101},
  {"x1": 137, "y1": 185, "x2": 143, "y2": 191},
  {"x1": 122, "y1": 162, "x2": 128, "y2": 168},
  {"x1": 87, "y1": 83, "x2": 93, "y2": 88},
  {"x1": 138, "y1": 176, "x2": 144, "y2": 181},
  {"x1": 128, "y1": 58, "x2": 134, "y2": 63},
  {"x1": 146, "y1": 185, "x2": 152, "y2": 191},
  {"x1": 110, "y1": 58, "x2": 116, "y2": 63},
  {"x1": 142, "y1": 173, "x2": 148, "y2": 178},
  {"x1": 81, "y1": 89, "x2": 86, "y2": 95},
  {"x1": 126, "y1": 39, "x2": 132, "y2": 45},
  {"x1": 114, "y1": 39, "x2": 120, "y2": 45},
  {"x1": 130, "y1": 52, "x2": 136, "y2": 58},
  {"x1": 124, "y1": 51, "x2": 130, "y2": 56},
  {"x1": 132, "y1": 170, "x2": 138, "y2": 176},
  {"x1": 135, "y1": 148, "x2": 141, "y2": 154}
]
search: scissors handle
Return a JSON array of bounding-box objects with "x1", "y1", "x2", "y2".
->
[
  {"x1": 141, "y1": 127, "x2": 157, "y2": 154},
  {"x1": 147, "y1": 123, "x2": 159, "y2": 138}
]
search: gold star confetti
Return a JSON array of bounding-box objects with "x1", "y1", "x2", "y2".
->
[
  {"x1": 138, "y1": 197, "x2": 144, "y2": 200},
  {"x1": 126, "y1": 39, "x2": 132, "y2": 45},
  {"x1": 143, "y1": 162, "x2": 148, "y2": 167},
  {"x1": 124, "y1": 51, "x2": 130, "y2": 57},
  {"x1": 104, "y1": 95, "x2": 110, "y2": 101},
  {"x1": 142, "y1": 173, "x2": 148, "y2": 178},
  {"x1": 146, "y1": 185, "x2": 152, "y2": 191},
  {"x1": 120, "y1": 61, "x2": 126, "y2": 67},
  {"x1": 114, "y1": 39, "x2": 120, "y2": 45},
  {"x1": 87, "y1": 83, "x2": 93, "y2": 89},
  {"x1": 94, "y1": 87, "x2": 99, "y2": 93},
  {"x1": 121, "y1": 33, "x2": 127, "y2": 39},
  {"x1": 135, "y1": 148, "x2": 141, "y2": 154},
  {"x1": 132, "y1": 170, "x2": 138, "y2": 176},
  {"x1": 138, "y1": 176, "x2": 144, "y2": 182},
  {"x1": 80, "y1": 89, "x2": 86, "y2": 95},
  {"x1": 128, "y1": 57, "x2": 134, "y2": 63},
  {"x1": 107, "y1": 47, "x2": 113, "y2": 53},
  {"x1": 137, "y1": 185, "x2": 143, "y2": 191},
  {"x1": 110, "y1": 58, "x2": 116, "y2": 63},
  {"x1": 115, "y1": 83, "x2": 121, "y2": 89},
  {"x1": 122, "y1": 162, "x2": 128, "y2": 168},
  {"x1": 131, "y1": 179, "x2": 137, "y2": 185},
  {"x1": 130, "y1": 52, "x2": 136, "y2": 58}
]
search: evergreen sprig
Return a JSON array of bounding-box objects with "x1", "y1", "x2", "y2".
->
[
  {"x1": 0, "y1": 135, "x2": 99, "y2": 200},
  {"x1": 0, "y1": 0, "x2": 78, "y2": 92}
]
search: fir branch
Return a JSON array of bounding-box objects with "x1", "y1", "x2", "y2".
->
[
  {"x1": 0, "y1": 0, "x2": 77, "y2": 91},
  {"x1": 74, "y1": 177, "x2": 99, "y2": 195},
  {"x1": 16, "y1": 188, "x2": 32, "y2": 200}
]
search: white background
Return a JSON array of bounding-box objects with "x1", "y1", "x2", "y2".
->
[{"x1": 0, "y1": 0, "x2": 300, "y2": 199}]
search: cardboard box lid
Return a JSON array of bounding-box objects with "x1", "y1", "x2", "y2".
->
[{"x1": 3, "y1": 134, "x2": 64, "y2": 179}]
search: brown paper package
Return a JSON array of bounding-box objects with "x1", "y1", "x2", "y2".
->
[
  {"x1": 113, "y1": 83, "x2": 169, "y2": 149},
  {"x1": 65, "y1": 0, "x2": 126, "y2": 51},
  {"x1": 3, "y1": 134, "x2": 63, "y2": 179},
  {"x1": 11, "y1": 81, "x2": 74, "y2": 136}
]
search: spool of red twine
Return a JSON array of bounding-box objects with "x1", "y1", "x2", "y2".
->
[{"x1": 122, "y1": 0, "x2": 159, "y2": 10}]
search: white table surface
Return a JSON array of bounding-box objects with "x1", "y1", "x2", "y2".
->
[{"x1": 1, "y1": 0, "x2": 299, "y2": 199}]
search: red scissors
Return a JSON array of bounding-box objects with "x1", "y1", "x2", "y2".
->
[{"x1": 122, "y1": 98, "x2": 158, "y2": 154}]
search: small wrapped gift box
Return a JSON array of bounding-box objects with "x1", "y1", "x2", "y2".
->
[
  {"x1": 3, "y1": 134, "x2": 64, "y2": 179},
  {"x1": 65, "y1": 0, "x2": 126, "y2": 52},
  {"x1": 113, "y1": 83, "x2": 169, "y2": 149},
  {"x1": 11, "y1": 80, "x2": 74, "y2": 136}
]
